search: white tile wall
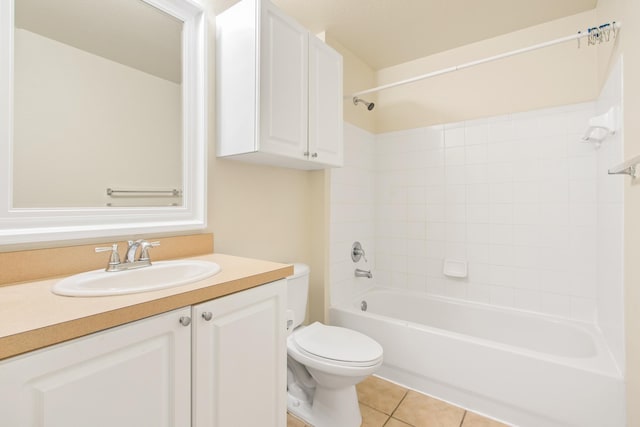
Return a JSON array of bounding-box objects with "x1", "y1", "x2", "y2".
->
[
  {"x1": 330, "y1": 91, "x2": 623, "y2": 356},
  {"x1": 595, "y1": 57, "x2": 625, "y2": 372},
  {"x1": 329, "y1": 124, "x2": 377, "y2": 305},
  {"x1": 372, "y1": 102, "x2": 606, "y2": 322}
]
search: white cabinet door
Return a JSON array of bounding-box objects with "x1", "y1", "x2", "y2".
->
[
  {"x1": 216, "y1": 0, "x2": 343, "y2": 169},
  {"x1": 192, "y1": 280, "x2": 287, "y2": 427},
  {"x1": 0, "y1": 307, "x2": 192, "y2": 427},
  {"x1": 308, "y1": 34, "x2": 343, "y2": 167},
  {"x1": 259, "y1": 2, "x2": 309, "y2": 160}
]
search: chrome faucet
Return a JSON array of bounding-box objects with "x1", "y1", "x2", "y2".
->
[
  {"x1": 95, "y1": 239, "x2": 160, "y2": 272},
  {"x1": 124, "y1": 239, "x2": 160, "y2": 266},
  {"x1": 352, "y1": 242, "x2": 368, "y2": 262},
  {"x1": 355, "y1": 268, "x2": 373, "y2": 279},
  {"x1": 125, "y1": 240, "x2": 143, "y2": 263}
]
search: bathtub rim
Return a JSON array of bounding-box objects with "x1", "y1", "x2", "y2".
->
[{"x1": 330, "y1": 286, "x2": 623, "y2": 379}]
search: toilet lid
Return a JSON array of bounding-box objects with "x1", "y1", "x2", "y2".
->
[{"x1": 293, "y1": 322, "x2": 383, "y2": 364}]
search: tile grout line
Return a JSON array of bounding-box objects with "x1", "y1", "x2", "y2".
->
[
  {"x1": 459, "y1": 410, "x2": 468, "y2": 427},
  {"x1": 358, "y1": 399, "x2": 391, "y2": 421},
  {"x1": 357, "y1": 399, "x2": 393, "y2": 425},
  {"x1": 386, "y1": 389, "x2": 410, "y2": 425},
  {"x1": 358, "y1": 388, "x2": 410, "y2": 427}
]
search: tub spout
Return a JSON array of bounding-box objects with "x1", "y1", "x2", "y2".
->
[{"x1": 355, "y1": 268, "x2": 373, "y2": 279}]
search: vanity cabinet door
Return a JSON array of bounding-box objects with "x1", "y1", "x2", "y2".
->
[
  {"x1": 192, "y1": 280, "x2": 287, "y2": 427},
  {"x1": 0, "y1": 307, "x2": 192, "y2": 427}
]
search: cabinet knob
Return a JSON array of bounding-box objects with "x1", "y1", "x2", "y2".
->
[
  {"x1": 201, "y1": 312, "x2": 213, "y2": 321},
  {"x1": 179, "y1": 316, "x2": 192, "y2": 326},
  {"x1": 311, "y1": 152, "x2": 318, "y2": 158}
]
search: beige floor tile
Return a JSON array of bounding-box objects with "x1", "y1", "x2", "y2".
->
[
  {"x1": 360, "y1": 403, "x2": 390, "y2": 427},
  {"x1": 385, "y1": 418, "x2": 413, "y2": 427},
  {"x1": 393, "y1": 390, "x2": 465, "y2": 427},
  {"x1": 462, "y1": 411, "x2": 512, "y2": 427},
  {"x1": 356, "y1": 375, "x2": 408, "y2": 415},
  {"x1": 287, "y1": 412, "x2": 307, "y2": 427}
]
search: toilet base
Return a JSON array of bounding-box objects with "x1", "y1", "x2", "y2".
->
[{"x1": 287, "y1": 384, "x2": 362, "y2": 427}]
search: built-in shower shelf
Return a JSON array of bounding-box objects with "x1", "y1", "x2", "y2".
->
[
  {"x1": 582, "y1": 107, "x2": 618, "y2": 145},
  {"x1": 443, "y1": 259, "x2": 468, "y2": 278}
]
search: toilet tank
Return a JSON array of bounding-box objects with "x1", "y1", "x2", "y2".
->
[{"x1": 287, "y1": 263, "x2": 309, "y2": 328}]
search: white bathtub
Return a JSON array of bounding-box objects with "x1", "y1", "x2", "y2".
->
[{"x1": 329, "y1": 288, "x2": 624, "y2": 427}]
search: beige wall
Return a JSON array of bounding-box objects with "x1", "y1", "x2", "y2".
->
[
  {"x1": 325, "y1": 35, "x2": 377, "y2": 134},
  {"x1": 596, "y1": 0, "x2": 640, "y2": 425},
  {"x1": 308, "y1": 170, "x2": 328, "y2": 323},
  {"x1": 205, "y1": 1, "x2": 326, "y2": 322}
]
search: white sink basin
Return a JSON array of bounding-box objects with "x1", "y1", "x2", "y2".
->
[{"x1": 52, "y1": 260, "x2": 221, "y2": 297}]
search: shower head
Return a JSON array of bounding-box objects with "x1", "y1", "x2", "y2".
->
[{"x1": 353, "y1": 96, "x2": 375, "y2": 111}]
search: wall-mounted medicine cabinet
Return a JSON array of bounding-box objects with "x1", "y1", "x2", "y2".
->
[{"x1": 216, "y1": 0, "x2": 343, "y2": 169}]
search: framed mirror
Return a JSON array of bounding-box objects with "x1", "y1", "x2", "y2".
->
[{"x1": 0, "y1": 0, "x2": 207, "y2": 244}]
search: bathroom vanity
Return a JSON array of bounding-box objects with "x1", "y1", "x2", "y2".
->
[{"x1": 0, "y1": 252, "x2": 292, "y2": 427}]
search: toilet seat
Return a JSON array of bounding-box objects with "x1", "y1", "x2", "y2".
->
[{"x1": 291, "y1": 322, "x2": 383, "y2": 367}]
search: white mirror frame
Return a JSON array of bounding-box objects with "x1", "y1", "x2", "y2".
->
[{"x1": 0, "y1": 0, "x2": 207, "y2": 245}]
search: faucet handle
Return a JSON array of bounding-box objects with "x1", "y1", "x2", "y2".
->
[
  {"x1": 352, "y1": 241, "x2": 368, "y2": 263},
  {"x1": 95, "y1": 243, "x2": 121, "y2": 271},
  {"x1": 138, "y1": 241, "x2": 160, "y2": 262}
]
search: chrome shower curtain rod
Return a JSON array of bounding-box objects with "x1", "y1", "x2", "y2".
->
[{"x1": 347, "y1": 21, "x2": 621, "y2": 99}]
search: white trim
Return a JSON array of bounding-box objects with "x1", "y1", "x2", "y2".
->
[{"x1": 0, "y1": 0, "x2": 207, "y2": 245}]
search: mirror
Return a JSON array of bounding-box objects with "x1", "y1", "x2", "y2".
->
[
  {"x1": 13, "y1": 0, "x2": 183, "y2": 208},
  {"x1": 0, "y1": 0, "x2": 207, "y2": 244}
]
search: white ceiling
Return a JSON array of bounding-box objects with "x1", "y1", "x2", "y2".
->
[{"x1": 270, "y1": 0, "x2": 598, "y2": 70}]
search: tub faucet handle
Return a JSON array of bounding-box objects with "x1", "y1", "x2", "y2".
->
[{"x1": 352, "y1": 241, "x2": 368, "y2": 262}]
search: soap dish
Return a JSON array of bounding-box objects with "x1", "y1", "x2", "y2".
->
[{"x1": 443, "y1": 259, "x2": 468, "y2": 278}]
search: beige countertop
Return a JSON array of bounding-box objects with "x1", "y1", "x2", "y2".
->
[{"x1": 0, "y1": 253, "x2": 293, "y2": 360}]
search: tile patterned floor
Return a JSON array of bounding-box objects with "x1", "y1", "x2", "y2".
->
[{"x1": 287, "y1": 375, "x2": 511, "y2": 427}]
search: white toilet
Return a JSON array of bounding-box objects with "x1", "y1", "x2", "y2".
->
[{"x1": 286, "y1": 263, "x2": 383, "y2": 427}]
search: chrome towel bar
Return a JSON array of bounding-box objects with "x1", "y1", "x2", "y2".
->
[
  {"x1": 608, "y1": 155, "x2": 640, "y2": 179},
  {"x1": 106, "y1": 188, "x2": 182, "y2": 197},
  {"x1": 106, "y1": 203, "x2": 180, "y2": 207}
]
